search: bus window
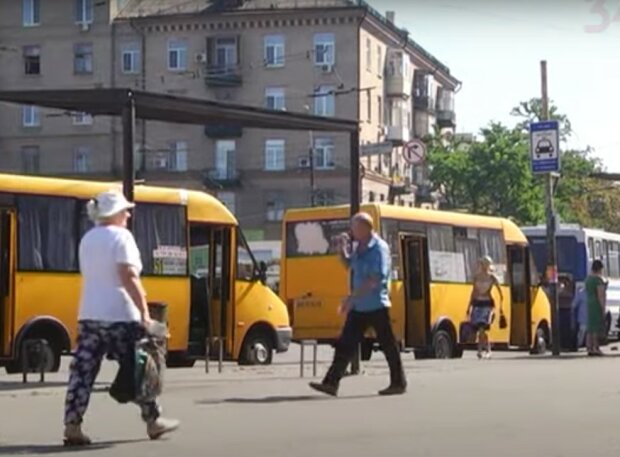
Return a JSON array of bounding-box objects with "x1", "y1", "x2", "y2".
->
[
  {"x1": 134, "y1": 203, "x2": 188, "y2": 276},
  {"x1": 587, "y1": 238, "x2": 594, "y2": 262},
  {"x1": 454, "y1": 227, "x2": 479, "y2": 282},
  {"x1": 609, "y1": 242, "x2": 620, "y2": 278},
  {"x1": 17, "y1": 195, "x2": 79, "y2": 272},
  {"x1": 479, "y1": 229, "x2": 507, "y2": 283},
  {"x1": 595, "y1": 240, "x2": 602, "y2": 261},
  {"x1": 428, "y1": 225, "x2": 463, "y2": 282},
  {"x1": 237, "y1": 230, "x2": 258, "y2": 281},
  {"x1": 285, "y1": 218, "x2": 349, "y2": 258}
]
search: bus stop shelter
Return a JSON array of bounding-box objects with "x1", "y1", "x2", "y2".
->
[{"x1": 0, "y1": 88, "x2": 360, "y2": 214}]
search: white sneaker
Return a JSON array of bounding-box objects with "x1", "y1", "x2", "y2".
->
[{"x1": 147, "y1": 417, "x2": 180, "y2": 440}]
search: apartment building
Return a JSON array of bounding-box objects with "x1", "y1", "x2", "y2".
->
[{"x1": 0, "y1": 0, "x2": 460, "y2": 241}]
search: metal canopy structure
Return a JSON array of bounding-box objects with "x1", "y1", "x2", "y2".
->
[{"x1": 0, "y1": 88, "x2": 361, "y2": 217}]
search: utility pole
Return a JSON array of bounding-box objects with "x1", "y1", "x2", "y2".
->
[{"x1": 541, "y1": 60, "x2": 561, "y2": 356}]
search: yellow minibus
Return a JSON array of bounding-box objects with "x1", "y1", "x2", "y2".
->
[
  {"x1": 281, "y1": 203, "x2": 550, "y2": 359},
  {"x1": 0, "y1": 173, "x2": 290, "y2": 373}
]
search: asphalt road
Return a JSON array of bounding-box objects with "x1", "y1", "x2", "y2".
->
[{"x1": 1, "y1": 347, "x2": 620, "y2": 457}]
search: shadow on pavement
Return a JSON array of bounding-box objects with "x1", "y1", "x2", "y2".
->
[
  {"x1": 197, "y1": 394, "x2": 378, "y2": 405},
  {"x1": 0, "y1": 381, "x2": 110, "y2": 392},
  {"x1": 0, "y1": 438, "x2": 146, "y2": 454}
]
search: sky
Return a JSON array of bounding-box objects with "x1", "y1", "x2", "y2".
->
[{"x1": 369, "y1": 0, "x2": 620, "y2": 170}]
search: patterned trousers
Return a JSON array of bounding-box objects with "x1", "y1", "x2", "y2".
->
[{"x1": 64, "y1": 320, "x2": 161, "y2": 425}]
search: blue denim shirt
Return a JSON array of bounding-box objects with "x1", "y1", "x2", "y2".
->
[{"x1": 346, "y1": 234, "x2": 392, "y2": 313}]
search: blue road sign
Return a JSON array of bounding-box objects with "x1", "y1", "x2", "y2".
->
[{"x1": 530, "y1": 120, "x2": 560, "y2": 174}]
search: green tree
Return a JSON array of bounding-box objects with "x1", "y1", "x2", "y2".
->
[
  {"x1": 510, "y1": 98, "x2": 573, "y2": 141},
  {"x1": 427, "y1": 122, "x2": 545, "y2": 224}
]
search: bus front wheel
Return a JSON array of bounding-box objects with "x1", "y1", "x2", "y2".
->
[{"x1": 239, "y1": 329, "x2": 274, "y2": 366}]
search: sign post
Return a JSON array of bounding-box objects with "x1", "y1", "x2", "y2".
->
[{"x1": 530, "y1": 60, "x2": 561, "y2": 356}]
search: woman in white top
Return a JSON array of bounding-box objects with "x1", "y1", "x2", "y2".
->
[{"x1": 63, "y1": 190, "x2": 178, "y2": 446}]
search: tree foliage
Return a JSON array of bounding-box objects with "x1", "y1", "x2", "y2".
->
[{"x1": 426, "y1": 99, "x2": 620, "y2": 230}]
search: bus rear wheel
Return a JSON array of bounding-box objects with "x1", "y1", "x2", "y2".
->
[
  {"x1": 5, "y1": 338, "x2": 60, "y2": 374},
  {"x1": 432, "y1": 330, "x2": 455, "y2": 359}
]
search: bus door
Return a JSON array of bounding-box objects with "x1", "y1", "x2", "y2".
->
[
  {"x1": 187, "y1": 225, "x2": 233, "y2": 358},
  {"x1": 0, "y1": 210, "x2": 10, "y2": 358},
  {"x1": 508, "y1": 245, "x2": 532, "y2": 347},
  {"x1": 400, "y1": 235, "x2": 431, "y2": 348}
]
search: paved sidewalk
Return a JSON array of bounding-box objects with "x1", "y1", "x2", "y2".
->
[{"x1": 0, "y1": 350, "x2": 619, "y2": 456}]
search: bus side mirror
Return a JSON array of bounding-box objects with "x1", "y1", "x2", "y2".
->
[{"x1": 258, "y1": 261, "x2": 268, "y2": 284}]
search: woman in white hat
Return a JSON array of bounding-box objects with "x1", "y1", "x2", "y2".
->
[
  {"x1": 63, "y1": 190, "x2": 179, "y2": 446},
  {"x1": 466, "y1": 256, "x2": 504, "y2": 359}
]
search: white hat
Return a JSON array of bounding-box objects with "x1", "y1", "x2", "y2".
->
[{"x1": 87, "y1": 190, "x2": 135, "y2": 221}]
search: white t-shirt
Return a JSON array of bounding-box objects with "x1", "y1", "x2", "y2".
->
[{"x1": 78, "y1": 225, "x2": 143, "y2": 322}]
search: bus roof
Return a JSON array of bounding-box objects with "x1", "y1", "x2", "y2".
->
[
  {"x1": 284, "y1": 204, "x2": 527, "y2": 244},
  {"x1": 0, "y1": 173, "x2": 237, "y2": 225},
  {"x1": 522, "y1": 224, "x2": 620, "y2": 243}
]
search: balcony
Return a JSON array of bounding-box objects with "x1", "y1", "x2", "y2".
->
[
  {"x1": 204, "y1": 123, "x2": 243, "y2": 138},
  {"x1": 437, "y1": 109, "x2": 456, "y2": 128},
  {"x1": 385, "y1": 74, "x2": 411, "y2": 98},
  {"x1": 203, "y1": 168, "x2": 242, "y2": 189},
  {"x1": 414, "y1": 95, "x2": 435, "y2": 112},
  {"x1": 390, "y1": 176, "x2": 413, "y2": 196},
  {"x1": 204, "y1": 64, "x2": 242, "y2": 87},
  {"x1": 386, "y1": 125, "x2": 411, "y2": 145}
]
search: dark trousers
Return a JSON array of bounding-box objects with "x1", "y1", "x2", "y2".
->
[{"x1": 324, "y1": 308, "x2": 406, "y2": 388}]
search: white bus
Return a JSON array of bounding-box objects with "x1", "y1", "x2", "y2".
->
[{"x1": 522, "y1": 224, "x2": 620, "y2": 347}]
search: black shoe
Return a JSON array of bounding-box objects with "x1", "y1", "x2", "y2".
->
[
  {"x1": 378, "y1": 384, "x2": 407, "y2": 396},
  {"x1": 309, "y1": 382, "x2": 338, "y2": 397}
]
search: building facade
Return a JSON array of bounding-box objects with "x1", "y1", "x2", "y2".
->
[{"x1": 0, "y1": 0, "x2": 459, "y2": 241}]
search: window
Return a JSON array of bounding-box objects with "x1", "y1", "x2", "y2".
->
[
  {"x1": 377, "y1": 45, "x2": 383, "y2": 76},
  {"x1": 23, "y1": 45, "x2": 41, "y2": 75},
  {"x1": 168, "y1": 39, "x2": 187, "y2": 71},
  {"x1": 366, "y1": 38, "x2": 371, "y2": 71},
  {"x1": 134, "y1": 204, "x2": 188, "y2": 276},
  {"x1": 314, "y1": 85, "x2": 335, "y2": 117},
  {"x1": 265, "y1": 139, "x2": 285, "y2": 171},
  {"x1": 215, "y1": 140, "x2": 236, "y2": 179},
  {"x1": 121, "y1": 43, "x2": 140, "y2": 74},
  {"x1": 215, "y1": 36, "x2": 238, "y2": 67},
  {"x1": 454, "y1": 227, "x2": 480, "y2": 282},
  {"x1": 315, "y1": 190, "x2": 335, "y2": 207},
  {"x1": 73, "y1": 146, "x2": 91, "y2": 173},
  {"x1": 264, "y1": 34, "x2": 285, "y2": 67},
  {"x1": 479, "y1": 229, "x2": 507, "y2": 282},
  {"x1": 21, "y1": 145, "x2": 40, "y2": 173},
  {"x1": 22, "y1": 105, "x2": 40, "y2": 127},
  {"x1": 314, "y1": 33, "x2": 335, "y2": 65},
  {"x1": 72, "y1": 111, "x2": 93, "y2": 125},
  {"x1": 23, "y1": 0, "x2": 40, "y2": 26},
  {"x1": 265, "y1": 192, "x2": 285, "y2": 222},
  {"x1": 169, "y1": 141, "x2": 188, "y2": 172},
  {"x1": 428, "y1": 225, "x2": 466, "y2": 282},
  {"x1": 314, "y1": 138, "x2": 335, "y2": 169},
  {"x1": 74, "y1": 43, "x2": 93, "y2": 74},
  {"x1": 378, "y1": 96, "x2": 383, "y2": 125},
  {"x1": 18, "y1": 196, "x2": 78, "y2": 271},
  {"x1": 265, "y1": 87, "x2": 285, "y2": 111},
  {"x1": 76, "y1": 0, "x2": 94, "y2": 24},
  {"x1": 217, "y1": 191, "x2": 236, "y2": 214},
  {"x1": 609, "y1": 242, "x2": 620, "y2": 278},
  {"x1": 237, "y1": 229, "x2": 257, "y2": 281},
  {"x1": 285, "y1": 218, "x2": 350, "y2": 258},
  {"x1": 367, "y1": 92, "x2": 372, "y2": 123}
]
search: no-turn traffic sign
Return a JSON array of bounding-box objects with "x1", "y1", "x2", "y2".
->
[{"x1": 403, "y1": 139, "x2": 426, "y2": 165}]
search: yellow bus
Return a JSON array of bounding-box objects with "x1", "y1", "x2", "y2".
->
[
  {"x1": 280, "y1": 204, "x2": 550, "y2": 359},
  {"x1": 0, "y1": 173, "x2": 291, "y2": 373}
]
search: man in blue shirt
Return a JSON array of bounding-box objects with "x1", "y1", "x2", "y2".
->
[{"x1": 309, "y1": 212, "x2": 406, "y2": 397}]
